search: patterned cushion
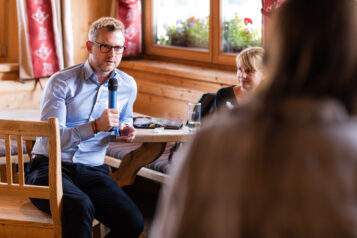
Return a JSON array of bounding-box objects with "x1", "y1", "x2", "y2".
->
[
  {"x1": 0, "y1": 139, "x2": 28, "y2": 157},
  {"x1": 145, "y1": 143, "x2": 175, "y2": 174},
  {"x1": 106, "y1": 142, "x2": 175, "y2": 174}
]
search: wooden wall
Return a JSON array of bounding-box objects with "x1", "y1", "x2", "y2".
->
[
  {"x1": 0, "y1": 0, "x2": 112, "y2": 110},
  {"x1": 0, "y1": 0, "x2": 18, "y2": 63},
  {"x1": 71, "y1": 0, "x2": 112, "y2": 64},
  {"x1": 120, "y1": 60, "x2": 236, "y2": 120}
]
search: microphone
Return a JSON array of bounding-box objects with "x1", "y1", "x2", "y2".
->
[{"x1": 108, "y1": 77, "x2": 119, "y2": 135}]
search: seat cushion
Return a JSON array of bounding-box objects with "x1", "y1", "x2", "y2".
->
[
  {"x1": 0, "y1": 139, "x2": 28, "y2": 157},
  {"x1": 106, "y1": 142, "x2": 175, "y2": 174},
  {"x1": 144, "y1": 142, "x2": 175, "y2": 174}
]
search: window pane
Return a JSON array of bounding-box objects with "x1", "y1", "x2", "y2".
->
[
  {"x1": 222, "y1": 0, "x2": 262, "y2": 53},
  {"x1": 154, "y1": 0, "x2": 210, "y2": 50}
]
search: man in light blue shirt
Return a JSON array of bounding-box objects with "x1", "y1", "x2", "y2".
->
[
  {"x1": 32, "y1": 59, "x2": 136, "y2": 166},
  {"x1": 26, "y1": 17, "x2": 143, "y2": 238}
]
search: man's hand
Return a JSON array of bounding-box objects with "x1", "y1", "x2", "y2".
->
[
  {"x1": 95, "y1": 109, "x2": 120, "y2": 132},
  {"x1": 117, "y1": 123, "x2": 136, "y2": 142}
]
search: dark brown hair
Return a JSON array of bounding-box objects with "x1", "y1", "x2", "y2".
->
[{"x1": 262, "y1": 0, "x2": 357, "y2": 112}]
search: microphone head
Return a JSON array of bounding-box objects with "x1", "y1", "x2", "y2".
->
[{"x1": 108, "y1": 77, "x2": 118, "y2": 91}]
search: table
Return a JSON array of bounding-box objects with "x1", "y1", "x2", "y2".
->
[
  {"x1": 0, "y1": 110, "x2": 192, "y2": 187},
  {"x1": 109, "y1": 118, "x2": 191, "y2": 186}
]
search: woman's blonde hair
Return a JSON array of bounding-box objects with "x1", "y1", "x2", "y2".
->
[{"x1": 236, "y1": 47, "x2": 264, "y2": 73}]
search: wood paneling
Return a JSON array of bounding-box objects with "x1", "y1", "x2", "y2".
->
[
  {"x1": 0, "y1": 63, "x2": 19, "y2": 81},
  {"x1": 134, "y1": 94, "x2": 189, "y2": 120},
  {"x1": 71, "y1": 0, "x2": 112, "y2": 64},
  {"x1": 6, "y1": 0, "x2": 18, "y2": 62},
  {"x1": 0, "y1": 78, "x2": 48, "y2": 110},
  {"x1": 0, "y1": 0, "x2": 5, "y2": 59},
  {"x1": 0, "y1": 63, "x2": 18, "y2": 72},
  {"x1": 120, "y1": 60, "x2": 236, "y2": 120},
  {"x1": 121, "y1": 60, "x2": 237, "y2": 85},
  {"x1": 0, "y1": 0, "x2": 18, "y2": 63}
]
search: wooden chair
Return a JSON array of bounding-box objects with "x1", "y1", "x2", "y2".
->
[
  {"x1": 0, "y1": 139, "x2": 31, "y2": 183},
  {"x1": 0, "y1": 118, "x2": 62, "y2": 238}
]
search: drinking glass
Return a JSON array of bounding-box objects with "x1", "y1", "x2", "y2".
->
[{"x1": 187, "y1": 102, "x2": 201, "y2": 133}]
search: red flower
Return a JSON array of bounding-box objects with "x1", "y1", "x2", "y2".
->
[
  {"x1": 244, "y1": 18, "x2": 253, "y2": 25},
  {"x1": 191, "y1": 17, "x2": 195, "y2": 21}
]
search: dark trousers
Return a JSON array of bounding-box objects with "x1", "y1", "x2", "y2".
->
[{"x1": 25, "y1": 157, "x2": 144, "y2": 238}]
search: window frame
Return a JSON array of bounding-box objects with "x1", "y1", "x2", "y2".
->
[{"x1": 143, "y1": 0, "x2": 261, "y2": 67}]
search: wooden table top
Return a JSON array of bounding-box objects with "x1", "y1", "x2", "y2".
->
[{"x1": 0, "y1": 110, "x2": 192, "y2": 143}]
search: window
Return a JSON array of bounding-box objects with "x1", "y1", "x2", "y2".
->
[
  {"x1": 221, "y1": 0, "x2": 261, "y2": 53},
  {"x1": 154, "y1": 0, "x2": 210, "y2": 50},
  {"x1": 144, "y1": 0, "x2": 262, "y2": 67}
]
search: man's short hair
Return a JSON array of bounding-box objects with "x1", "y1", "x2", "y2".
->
[{"x1": 88, "y1": 17, "x2": 125, "y2": 41}]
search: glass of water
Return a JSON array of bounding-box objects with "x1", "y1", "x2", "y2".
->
[{"x1": 187, "y1": 102, "x2": 201, "y2": 133}]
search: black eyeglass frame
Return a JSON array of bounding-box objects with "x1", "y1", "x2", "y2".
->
[{"x1": 91, "y1": 41, "x2": 126, "y2": 54}]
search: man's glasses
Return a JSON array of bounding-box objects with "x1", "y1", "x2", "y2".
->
[{"x1": 91, "y1": 41, "x2": 126, "y2": 54}]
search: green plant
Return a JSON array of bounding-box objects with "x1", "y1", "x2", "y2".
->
[
  {"x1": 223, "y1": 14, "x2": 261, "y2": 52},
  {"x1": 156, "y1": 16, "x2": 209, "y2": 49},
  {"x1": 156, "y1": 14, "x2": 261, "y2": 52}
]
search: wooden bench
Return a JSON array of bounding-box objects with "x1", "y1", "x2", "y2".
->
[{"x1": 105, "y1": 142, "x2": 178, "y2": 184}]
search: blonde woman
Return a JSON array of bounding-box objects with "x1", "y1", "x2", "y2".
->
[{"x1": 215, "y1": 46, "x2": 264, "y2": 110}]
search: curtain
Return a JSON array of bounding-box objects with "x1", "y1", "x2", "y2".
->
[
  {"x1": 17, "y1": 0, "x2": 73, "y2": 80},
  {"x1": 261, "y1": 0, "x2": 285, "y2": 44},
  {"x1": 112, "y1": 0, "x2": 142, "y2": 57}
]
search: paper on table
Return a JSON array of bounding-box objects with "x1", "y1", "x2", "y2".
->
[{"x1": 133, "y1": 117, "x2": 183, "y2": 129}]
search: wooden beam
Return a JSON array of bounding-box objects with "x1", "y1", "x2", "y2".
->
[
  {"x1": 120, "y1": 60, "x2": 237, "y2": 85},
  {"x1": 0, "y1": 63, "x2": 19, "y2": 73}
]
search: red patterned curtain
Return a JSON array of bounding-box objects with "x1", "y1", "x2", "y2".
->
[
  {"x1": 261, "y1": 0, "x2": 286, "y2": 45},
  {"x1": 113, "y1": 0, "x2": 142, "y2": 57},
  {"x1": 17, "y1": 0, "x2": 73, "y2": 79}
]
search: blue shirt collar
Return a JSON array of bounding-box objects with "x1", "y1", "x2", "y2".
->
[
  {"x1": 83, "y1": 60, "x2": 95, "y2": 81},
  {"x1": 83, "y1": 60, "x2": 118, "y2": 86}
]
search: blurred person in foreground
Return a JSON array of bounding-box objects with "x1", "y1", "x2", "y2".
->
[
  {"x1": 150, "y1": 0, "x2": 357, "y2": 237},
  {"x1": 215, "y1": 47, "x2": 264, "y2": 110}
]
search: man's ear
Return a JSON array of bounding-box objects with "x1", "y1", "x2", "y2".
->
[{"x1": 86, "y1": 41, "x2": 93, "y2": 53}]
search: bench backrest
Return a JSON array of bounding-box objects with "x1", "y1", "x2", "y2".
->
[{"x1": 0, "y1": 118, "x2": 62, "y2": 235}]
